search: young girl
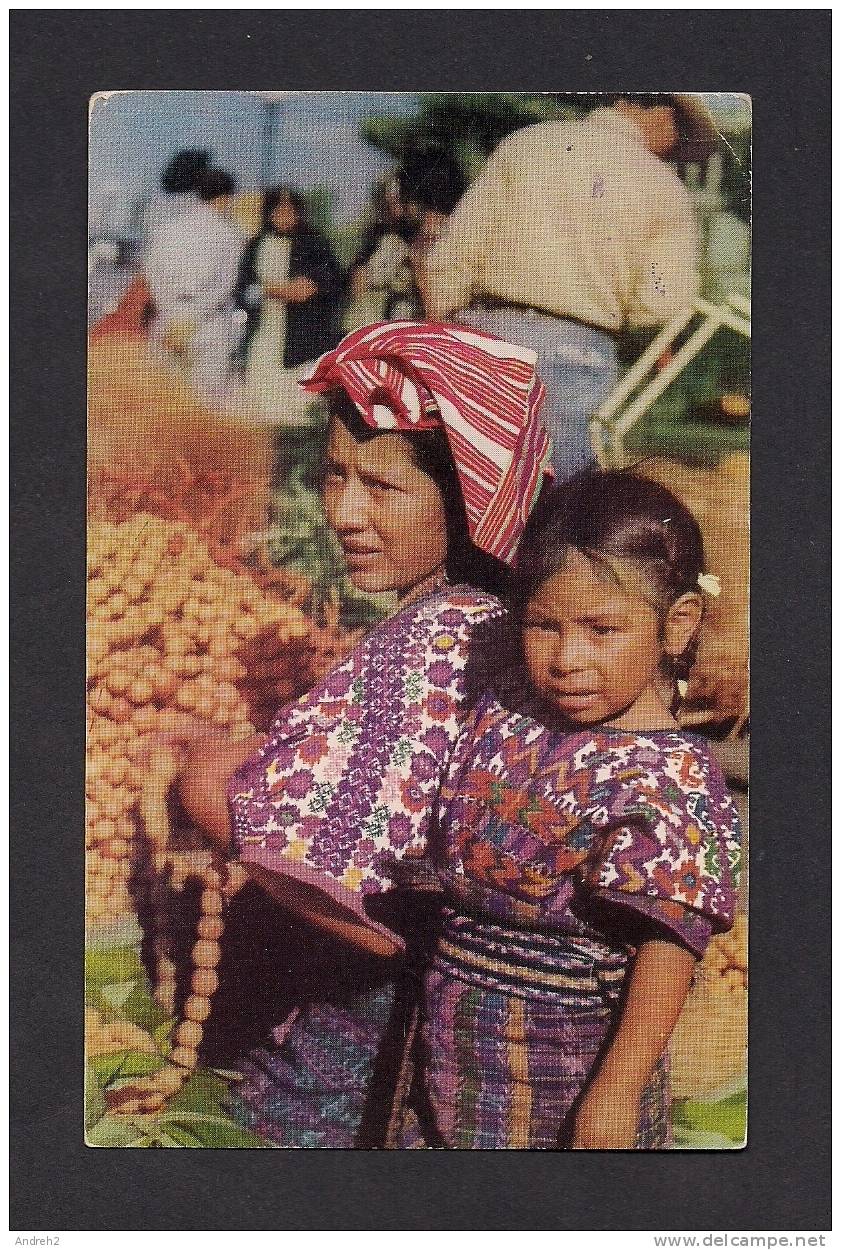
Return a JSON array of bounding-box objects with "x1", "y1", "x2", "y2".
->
[{"x1": 396, "y1": 469, "x2": 741, "y2": 1150}]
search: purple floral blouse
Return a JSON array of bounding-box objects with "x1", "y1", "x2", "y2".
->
[
  {"x1": 435, "y1": 692, "x2": 741, "y2": 957},
  {"x1": 228, "y1": 584, "x2": 503, "y2": 935}
]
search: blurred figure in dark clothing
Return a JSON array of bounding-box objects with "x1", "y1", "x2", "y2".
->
[
  {"x1": 346, "y1": 176, "x2": 415, "y2": 330},
  {"x1": 396, "y1": 149, "x2": 467, "y2": 318},
  {"x1": 235, "y1": 187, "x2": 345, "y2": 423}
]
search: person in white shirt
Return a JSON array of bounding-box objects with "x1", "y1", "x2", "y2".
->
[
  {"x1": 142, "y1": 147, "x2": 212, "y2": 248},
  {"x1": 144, "y1": 167, "x2": 245, "y2": 403},
  {"x1": 425, "y1": 94, "x2": 716, "y2": 479}
]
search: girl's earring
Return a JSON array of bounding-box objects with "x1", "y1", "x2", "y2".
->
[{"x1": 669, "y1": 648, "x2": 695, "y2": 717}]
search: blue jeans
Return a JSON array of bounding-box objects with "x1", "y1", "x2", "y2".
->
[{"x1": 458, "y1": 306, "x2": 620, "y2": 482}]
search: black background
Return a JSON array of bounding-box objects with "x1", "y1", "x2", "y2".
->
[{"x1": 10, "y1": 9, "x2": 831, "y2": 1232}]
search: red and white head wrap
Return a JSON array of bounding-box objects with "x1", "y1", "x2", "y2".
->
[{"x1": 301, "y1": 321, "x2": 553, "y2": 565}]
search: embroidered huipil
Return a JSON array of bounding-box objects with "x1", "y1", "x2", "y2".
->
[
  {"x1": 394, "y1": 692, "x2": 741, "y2": 1149},
  {"x1": 229, "y1": 585, "x2": 502, "y2": 933},
  {"x1": 436, "y1": 691, "x2": 741, "y2": 958},
  {"x1": 225, "y1": 584, "x2": 503, "y2": 1148}
]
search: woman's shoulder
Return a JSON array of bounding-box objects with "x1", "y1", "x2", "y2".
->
[
  {"x1": 339, "y1": 585, "x2": 502, "y2": 673},
  {"x1": 415, "y1": 583, "x2": 504, "y2": 628}
]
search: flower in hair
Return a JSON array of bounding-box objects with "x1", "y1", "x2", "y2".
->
[{"x1": 697, "y1": 573, "x2": 721, "y2": 597}]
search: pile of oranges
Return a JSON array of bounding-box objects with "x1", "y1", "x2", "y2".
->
[
  {"x1": 669, "y1": 913, "x2": 748, "y2": 1098},
  {"x1": 86, "y1": 513, "x2": 318, "y2": 929}
]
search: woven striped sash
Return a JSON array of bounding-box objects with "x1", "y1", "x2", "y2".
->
[{"x1": 434, "y1": 908, "x2": 629, "y2": 1007}]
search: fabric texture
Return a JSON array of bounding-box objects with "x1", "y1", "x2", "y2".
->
[
  {"x1": 235, "y1": 228, "x2": 345, "y2": 371},
  {"x1": 425, "y1": 107, "x2": 699, "y2": 331},
  {"x1": 344, "y1": 229, "x2": 416, "y2": 332},
  {"x1": 142, "y1": 189, "x2": 201, "y2": 250},
  {"x1": 228, "y1": 981, "x2": 397, "y2": 1149},
  {"x1": 396, "y1": 916, "x2": 671, "y2": 1150},
  {"x1": 300, "y1": 320, "x2": 553, "y2": 564},
  {"x1": 436, "y1": 691, "x2": 741, "y2": 955},
  {"x1": 225, "y1": 583, "x2": 503, "y2": 1147},
  {"x1": 229, "y1": 585, "x2": 503, "y2": 930},
  {"x1": 143, "y1": 200, "x2": 245, "y2": 398},
  {"x1": 241, "y1": 234, "x2": 292, "y2": 382},
  {"x1": 458, "y1": 305, "x2": 620, "y2": 480},
  {"x1": 390, "y1": 691, "x2": 740, "y2": 1149}
]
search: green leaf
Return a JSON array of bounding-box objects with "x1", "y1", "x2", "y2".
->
[
  {"x1": 153, "y1": 1020, "x2": 175, "y2": 1052},
  {"x1": 155, "y1": 1079, "x2": 273, "y2": 1148},
  {"x1": 85, "y1": 946, "x2": 147, "y2": 989},
  {"x1": 119, "y1": 984, "x2": 171, "y2": 1034},
  {"x1": 673, "y1": 1091, "x2": 747, "y2": 1144},
  {"x1": 88, "y1": 1050, "x2": 134, "y2": 1086},
  {"x1": 163, "y1": 1115, "x2": 273, "y2": 1150},
  {"x1": 100, "y1": 982, "x2": 137, "y2": 1011},
  {"x1": 84, "y1": 1065, "x2": 106, "y2": 1131},
  {"x1": 157, "y1": 1123, "x2": 206, "y2": 1148},
  {"x1": 158, "y1": 1110, "x2": 243, "y2": 1127},
  {"x1": 85, "y1": 1116, "x2": 150, "y2": 1148},
  {"x1": 90, "y1": 1049, "x2": 162, "y2": 1086},
  {"x1": 150, "y1": 1130, "x2": 188, "y2": 1148},
  {"x1": 163, "y1": 1069, "x2": 230, "y2": 1114},
  {"x1": 673, "y1": 1127, "x2": 743, "y2": 1151},
  {"x1": 209, "y1": 1068, "x2": 244, "y2": 1083}
]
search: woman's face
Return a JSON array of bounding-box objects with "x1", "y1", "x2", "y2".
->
[
  {"x1": 323, "y1": 417, "x2": 449, "y2": 598},
  {"x1": 270, "y1": 195, "x2": 298, "y2": 234}
]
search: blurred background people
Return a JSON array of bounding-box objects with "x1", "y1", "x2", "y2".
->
[
  {"x1": 425, "y1": 94, "x2": 715, "y2": 480},
  {"x1": 343, "y1": 151, "x2": 468, "y2": 331},
  {"x1": 345, "y1": 176, "x2": 413, "y2": 331},
  {"x1": 235, "y1": 187, "x2": 345, "y2": 424},
  {"x1": 397, "y1": 148, "x2": 467, "y2": 318},
  {"x1": 144, "y1": 167, "x2": 245, "y2": 402},
  {"x1": 143, "y1": 147, "x2": 213, "y2": 246}
]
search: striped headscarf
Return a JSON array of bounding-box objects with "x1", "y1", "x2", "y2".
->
[{"x1": 300, "y1": 321, "x2": 553, "y2": 565}]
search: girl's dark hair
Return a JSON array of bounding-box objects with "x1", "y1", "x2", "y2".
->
[
  {"x1": 261, "y1": 186, "x2": 311, "y2": 235},
  {"x1": 196, "y1": 168, "x2": 236, "y2": 201},
  {"x1": 515, "y1": 469, "x2": 705, "y2": 609},
  {"x1": 327, "y1": 391, "x2": 509, "y2": 597},
  {"x1": 161, "y1": 148, "x2": 211, "y2": 195},
  {"x1": 514, "y1": 470, "x2": 707, "y2": 699}
]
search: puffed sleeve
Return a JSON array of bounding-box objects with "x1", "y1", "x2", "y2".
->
[
  {"x1": 579, "y1": 737, "x2": 742, "y2": 957},
  {"x1": 227, "y1": 589, "x2": 501, "y2": 919}
]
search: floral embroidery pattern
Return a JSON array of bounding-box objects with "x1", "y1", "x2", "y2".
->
[
  {"x1": 228, "y1": 587, "x2": 503, "y2": 896},
  {"x1": 438, "y1": 692, "x2": 741, "y2": 956}
]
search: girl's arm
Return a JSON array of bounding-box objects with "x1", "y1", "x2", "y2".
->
[{"x1": 570, "y1": 938, "x2": 695, "y2": 1149}]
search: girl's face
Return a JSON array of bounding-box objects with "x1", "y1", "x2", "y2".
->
[
  {"x1": 323, "y1": 417, "x2": 449, "y2": 599},
  {"x1": 522, "y1": 550, "x2": 686, "y2": 731}
]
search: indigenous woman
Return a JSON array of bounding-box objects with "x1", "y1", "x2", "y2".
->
[
  {"x1": 235, "y1": 187, "x2": 345, "y2": 424},
  {"x1": 173, "y1": 321, "x2": 553, "y2": 1147}
]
